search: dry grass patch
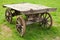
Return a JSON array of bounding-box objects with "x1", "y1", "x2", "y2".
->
[
  {"x1": 52, "y1": 36, "x2": 60, "y2": 40},
  {"x1": 0, "y1": 24, "x2": 12, "y2": 38}
]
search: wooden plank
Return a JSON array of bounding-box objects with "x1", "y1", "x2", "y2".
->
[{"x1": 26, "y1": 20, "x2": 40, "y2": 25}]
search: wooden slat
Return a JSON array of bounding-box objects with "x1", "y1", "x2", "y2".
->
[{"x1": 26, "y1": 19, "x2": 40, "y2": 25}]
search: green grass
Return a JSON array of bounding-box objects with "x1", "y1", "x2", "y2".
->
[{"x1": 0, "y1": 0, "x2": 60, "y2": 40}]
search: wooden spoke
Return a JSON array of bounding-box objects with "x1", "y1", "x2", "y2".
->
[
  {"x1": 46, "y1": 15, "x2": 50, "y2": 19},
  {"x1": 44, "y1": 13, "x2": 47, "y2": 18}
]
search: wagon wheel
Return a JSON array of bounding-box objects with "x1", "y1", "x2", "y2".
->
[
  {"x1": 39, "y1": 12, "x2": 52, "y2": 29},
  {"x1": 16, "y1": 16, "x2": 26, "y2": 37},
  {"x1": 5, "y1": 8, "x2": 12, "y2": 23}
]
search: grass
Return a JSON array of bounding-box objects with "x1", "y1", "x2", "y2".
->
[{"x1": 0, "y1": 0, "x2": 60, "y2": 40}]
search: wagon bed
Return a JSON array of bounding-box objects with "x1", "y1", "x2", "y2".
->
[{"x1": 3, "y1": 3, "x2": 56, "y2": 14}]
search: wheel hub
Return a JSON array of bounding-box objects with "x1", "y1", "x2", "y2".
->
[{"x1": 42, "y1": 18, "x2": 48, "y2": 24}]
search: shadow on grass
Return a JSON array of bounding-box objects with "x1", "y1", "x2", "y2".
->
[{"x1": 22, "y1": 23, "x2": 59, "y2": 40}]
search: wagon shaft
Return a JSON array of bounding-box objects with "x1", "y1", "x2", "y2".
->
[{"x1": 3, "y1": 3, "x2": 56, "y2": 14}]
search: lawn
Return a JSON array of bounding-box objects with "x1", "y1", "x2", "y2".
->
[{"x1": 0, "y1": 0, "x2": 60, "y2": 40}]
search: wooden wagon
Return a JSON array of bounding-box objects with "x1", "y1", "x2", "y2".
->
[{"x1": 3, "y1": 3, "x2": 56, "y2": 37}]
